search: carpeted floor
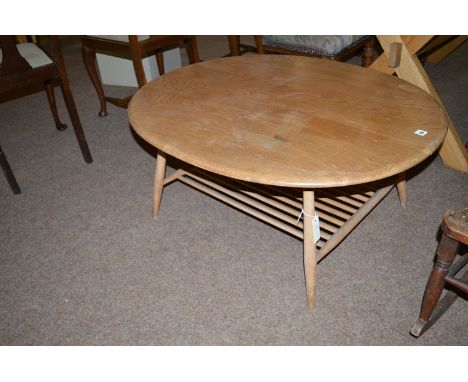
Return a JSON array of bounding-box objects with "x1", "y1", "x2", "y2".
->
[{"x1": 0, "y1": 36, "x2": 467, "y2": 345}]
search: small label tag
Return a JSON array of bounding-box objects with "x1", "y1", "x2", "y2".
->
[
  {"x1": 312, "y1": 214, "x2": 320, "y2": 244},
  {"x1": 414, "y1": 129, "x2": 428, "y2": 136}
]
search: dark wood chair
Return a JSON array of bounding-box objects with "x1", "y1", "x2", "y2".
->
[
  {"x1": 0, "y1": 144, "x2": 20, "y2": 194},
  {"x1": 254, "y1": 35, "x2": 376, "y2": 67},
  {"x1": 411, "y1": 207, "x2": 468, "y2": 337},
  {"x1": 80, "y1": 35, "x2": 200, "y2": 116},
  {"x1": 0, "y1": 35, "x2": 92, "y2": 194}
]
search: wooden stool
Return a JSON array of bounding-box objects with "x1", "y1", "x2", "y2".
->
[{"x1": 411, "y1": 207, "x2": 468, "y2": 337}]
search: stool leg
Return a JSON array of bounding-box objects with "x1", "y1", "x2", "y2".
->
[
  {"x1": 411, "y1": 233, "x2": 459, "y2": 337},
  {"x1": 152, "y1": 151, "x2": 167, "y2": 218},
  {"x1": 361, "y1": 39, "x2": 375, "y2": 67},
  {"x1": 303, "y1": 190, "x2": 317, "y2": 310}
]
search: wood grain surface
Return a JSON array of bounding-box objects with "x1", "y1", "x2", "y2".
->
[{"x1": 128, "y1": 55, "x2": 447, "y2": 187}]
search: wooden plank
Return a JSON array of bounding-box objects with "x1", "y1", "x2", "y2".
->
[
  {"x1": 184, "y1": 171, "x2": 302, "y2": 227},
  {"x1": 376, "y1": 35, "x2": 468, "y2": 173},
  {"x1": 193, "y1": 170, "x2": 345, "y2": 230},
  {"x1": 163, "y1": 169, "x2": 184, "y2": 185},
  {"x1": 370, "y1": 35, "x2": 433, "y2": 75},
  {"x1": 388, "y1": 42, "x2": 402, "y2": 68},
  {"x1": 316, "y1": 194, "x2": 359, "y2": 214},
  {"x1": 178, "y1": 175, "x2": 305, "y2": 239},
  {"x1": 318, "y1": 184, "x2": 394, "y2": 261},
  {"x1": 426, "y1": 36, "x2": 467, "y2": 63},
  {"x1": 186, "y1": 170, "x2": 339, "y2": 236}
]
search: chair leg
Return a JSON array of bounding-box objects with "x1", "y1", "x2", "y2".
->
[
  {"x1": 186, "y1": 36, "x2": 200, "y2": 63},
  {"x1": 227, "y1": 36, "x2": 241, "y2": 56},
  {"x1": 254, "y1": 36, "x2": 265, "y2": 54},
  {"x1": 411, "y1": 233, "x2": 459, "y2": 337},
  {"x1": 44, "y1": 81, "x2": 67, "y2": 131},
  {"x1": 155, "y1": 50, "x2": 165, "y2": 76},
  {"x1": 361, "y1": 40, "x2": 375, "y2": 67},
  {"x1": 81, "y1": 46, "x2": 108, "y2": 117},
  {"x1": 59, "y1": 83, "x2": 93, "y2": 163},
  {"x1": 0, "y1": 145, "x2": 21, "y2": 194},
  {"x1": 132, "y1": 59, "x2": 147, "y2": 88}
]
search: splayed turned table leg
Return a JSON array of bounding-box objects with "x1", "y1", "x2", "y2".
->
[
  {"x1": 396, "y1": 172, "x2": 407, "y2": 208},
  {"x1": 152, "y1": 151, "x2": 167, "y2": 218},
  {"x1": 303, "y1": 189, "x2": 317, "y2": 310}
]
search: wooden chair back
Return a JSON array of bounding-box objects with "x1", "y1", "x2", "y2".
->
[
  {"x1": 0, "y1": 35, "x2": 31, "y2": 76},
  {"x1": 0, "y1": 35, "x2": 59, "y2": 94}
]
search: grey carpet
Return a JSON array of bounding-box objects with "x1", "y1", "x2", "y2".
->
[{"x1": 0, "y1": 36, "x2": 467, "y2": 345}]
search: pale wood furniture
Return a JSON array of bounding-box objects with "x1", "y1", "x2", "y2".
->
[
  {"x1": 411, "y1": 207, "x2": 468, "y2": 337},
  {"x1": 81, "y1": 35, "x2": 200, "y2": 116},
  {"x1": 419, "y1": 36, "x2": 467, "y2": 64},
  {"x1": 371, "y1": 35, "x2": 468, "y2": 173},
  {"x1": 128, "y1": 55, "x2": 448, "y2": 309},
  {"x1": 1, "y1": 35, "x2": 93, "y2": 193}
]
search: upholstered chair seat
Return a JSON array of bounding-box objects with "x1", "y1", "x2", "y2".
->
[
  {"x1": 86, "y1": 35, "x2": 150, "y2": 42},
  {"x1": 263, "y1": 35, "x2": 368, "y2": 57},
  {"x1": 255, "y1": 35, "x2": 376, "y2": 67}
]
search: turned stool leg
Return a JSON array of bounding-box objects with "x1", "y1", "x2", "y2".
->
[
  {"x1": 361, "y1": 39, "x2": 375, "y2": 67},
  {"x1": 152, "y1": 151, "x2": 167, "y2": 218},
  {"x1": 303, "y1": 190, "x2": 317, "y2": 310},
  {"x1": 411, "y1": 233, "x2": 459, "y2": 337}
]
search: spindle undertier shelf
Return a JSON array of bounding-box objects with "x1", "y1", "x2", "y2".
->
[{"x1": 164, "y1": 167, "x2": 394, "y2": 261}]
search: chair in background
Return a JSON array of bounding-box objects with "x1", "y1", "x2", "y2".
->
[
  {"x1": 411, "y1": 207, "x2": 468, "y2": 337},
  {"x1": 81, "y1": 35, "x2": 200, "y2": 117},
  {"x1": 254, "y1": 35, "x2": 376, "y2": 67},
  {"x1": 0, "y1": 35, "x2": 93, "y2": 194}
]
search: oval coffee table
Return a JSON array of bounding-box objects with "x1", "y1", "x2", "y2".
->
[{"x1": 128, "y1": 55, "x2": 447, "y2": 309}]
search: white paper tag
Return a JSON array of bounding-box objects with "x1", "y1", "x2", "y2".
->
[
  {"x1": 312, "y1": 214, "x2": 320, "y2": 244},
  {"x1": 414, "y1": 129, "x2": 428, "y2": 136}
]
